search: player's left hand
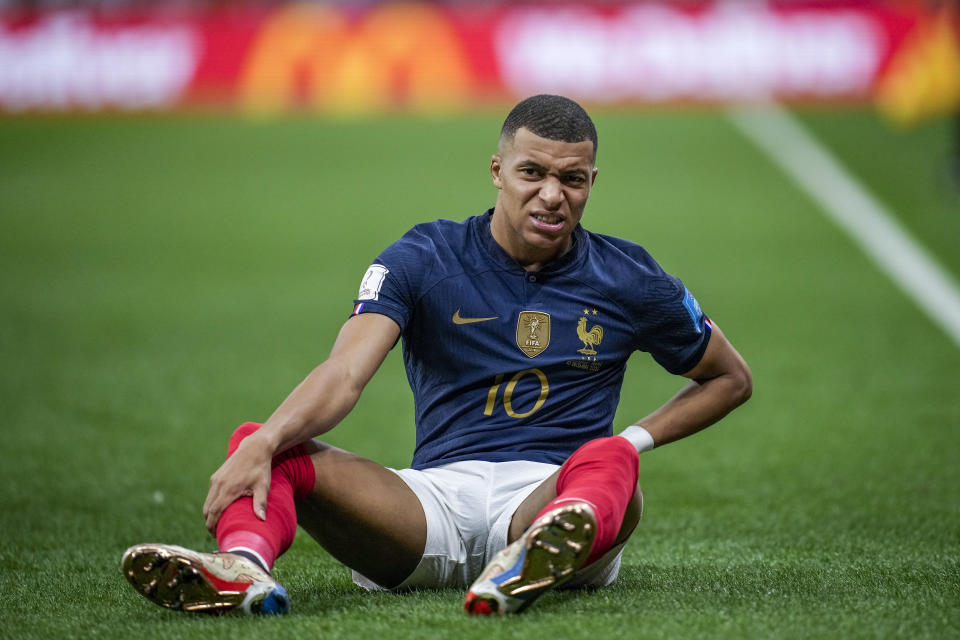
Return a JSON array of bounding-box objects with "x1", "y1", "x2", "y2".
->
[{"x1": 202, "y1": 434, "x2": 273, "y2": 535}]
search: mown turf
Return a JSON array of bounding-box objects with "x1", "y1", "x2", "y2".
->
[
  {"x1": 0, "y1": 108, "x2": 957, "y2": 639},
  {"x1": 796, "y1": 109, "x2": 960, "y2": 277}
]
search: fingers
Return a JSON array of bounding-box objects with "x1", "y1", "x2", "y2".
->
[
  {"x1": 253, "y1": 482, "x2": 268, "y2": 521},
  {"x1": 202, "y1": 467, "x2": 272, "y2": 535},
  {"x1": 202, "y1": 470, "x2": 229, "y2": 535},
  {"x1": 202, "y1": 476, "x2": 216, "y2": 534},
  {"x1": 203, "y1": 475, "x2": 224, "y2": 535},
  {"x1": 199, "y1": 436, "x2": 276, "y2": 535},
  {"x1": 204, "y1": 505, "x2": 219, "y2": 537}
]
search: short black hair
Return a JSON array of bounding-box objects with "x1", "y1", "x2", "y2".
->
[{"x1": 499, "y1": 95, "x2": 598, "y2": 160}]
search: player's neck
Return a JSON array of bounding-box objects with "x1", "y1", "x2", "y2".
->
[{"x1": 489, "y1": 215, "x2": 573, "y2": 272}]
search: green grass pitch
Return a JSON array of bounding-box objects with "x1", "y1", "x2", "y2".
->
[{"x1": 0, "y1": 108, "x2": 957, "y2": 639}]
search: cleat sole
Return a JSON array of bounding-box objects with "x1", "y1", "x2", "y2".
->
[
  {"x1": 122, "y1": 545, "x2": 245, "y2": 614},
  {"x1": 465, "y1": 503, "x2": 597, "y2": 615}
]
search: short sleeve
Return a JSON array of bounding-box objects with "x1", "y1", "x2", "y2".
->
[
  {"x1": 350, "y1": 229, "x2": 433, "y2": 332},
  {"x1": 633, "y1": 273, "x2": 712, "y2": 375}
]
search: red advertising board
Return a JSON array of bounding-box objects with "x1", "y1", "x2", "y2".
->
[{"x1": 0, "y1": 1, "x2": 952, "y2": 114}]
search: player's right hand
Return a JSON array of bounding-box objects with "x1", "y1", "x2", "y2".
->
[{"x1": 202, "y1": 434, "x2": 274, "y2": 535}]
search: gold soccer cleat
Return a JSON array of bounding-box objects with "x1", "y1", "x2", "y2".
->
[
  {"x1": 121, "y1": 543, "x2": 289, "y2": 615},
  {"x1": 464, "y1": 502, "x2": 596, "y2": 615}
]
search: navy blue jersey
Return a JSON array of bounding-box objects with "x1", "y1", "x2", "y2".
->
[{"x1": 352, "y1": 211, "x2": 711, "y2": 469}]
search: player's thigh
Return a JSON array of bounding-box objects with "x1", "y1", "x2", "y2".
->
[
  {"x1": 295, "y1": 440, "x2": 427, "y2": 588},
  {"x1": 507, "y1": 468, "x2": 561, "y2": 543},
  {"x1": 508, "y1": 471, "x2": 643, "y2": 546}
]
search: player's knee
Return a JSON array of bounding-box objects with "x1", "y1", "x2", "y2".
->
[
  {"x1": 293, "y1": 439, "x2": 338, "y2": 485},
  {"x1": 610, "y1": 436, "x2": 640, "y2": 484},
  {"x1": 226, "y1": 422, "x2": 262, "y2": 457},
  {"x1": 573, "y1": 436, "x2": 639, "y2": 480},
  {"x1": 574, "y1": 434, "x2": 638, "y2": 460}
]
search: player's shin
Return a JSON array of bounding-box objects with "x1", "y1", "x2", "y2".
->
[
  {"x1": 215, "y1": 422, "x2": 316, "y2": 571},
  {"x1": 465, "y1": 437, "x2": 640, "y2": 615},
  {"x1": 536, "y1": 436, "x2": 640, "y2": 565}
]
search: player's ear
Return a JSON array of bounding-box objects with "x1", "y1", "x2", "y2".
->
[
  {"x1": 490, "y1": 154, "x2": 503, "y2": 189},
  {"x1": 590, "y1": 167, "x2": 598, "y2": 188}
]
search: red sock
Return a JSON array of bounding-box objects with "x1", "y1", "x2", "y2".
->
[
  {"x1": 534, "y1": 436, "x2": 639, "y2": 565},
  {"x1": 215, "y1": 422, "x2": 316, "y2": 570}
]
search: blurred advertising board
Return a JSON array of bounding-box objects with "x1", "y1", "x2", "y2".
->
[{"x1": 0, "y1": 1, "x2": 955, "y2": 115}]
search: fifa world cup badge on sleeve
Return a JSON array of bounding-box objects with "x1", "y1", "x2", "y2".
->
[{"x1": 358, "y1": 264, "x2": 389, "y2": 301}]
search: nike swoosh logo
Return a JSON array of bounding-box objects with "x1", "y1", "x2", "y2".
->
[{"x1": 452, "y1": 309, "x2": 498, "y2": 325}]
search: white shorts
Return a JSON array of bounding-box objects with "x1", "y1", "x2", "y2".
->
[{"x1": 352, "y1": 459, "x2": 624, "y2": 591}]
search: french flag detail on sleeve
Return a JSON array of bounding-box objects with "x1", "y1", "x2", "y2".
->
[{"x1": 352, "y1": 302, "x2": 365, "y2": 316}]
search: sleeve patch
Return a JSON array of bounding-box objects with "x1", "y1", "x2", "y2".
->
[
  {"x1": 681, "y1": 287, "x2": 705, "y2": 334},
  {"x1": 357, "y1": 264, "x2": 389, "y2": 301}
]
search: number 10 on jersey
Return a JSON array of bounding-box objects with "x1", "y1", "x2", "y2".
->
[{"x1": 483, "y1": 368, "x2": 550, "y2": 419}]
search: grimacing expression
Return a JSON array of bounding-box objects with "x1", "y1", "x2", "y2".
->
[{"x1": 489, "y1": 127, "x2": 597, "y2": 268}]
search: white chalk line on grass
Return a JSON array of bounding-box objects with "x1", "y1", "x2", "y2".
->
[{"x1": 727, "y1": 103, "x2": 960, "y2": 350}]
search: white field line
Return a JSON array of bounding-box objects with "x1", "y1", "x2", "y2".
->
[{"x1": 727, "y1": 103, "x2": 960, "y2": 350}]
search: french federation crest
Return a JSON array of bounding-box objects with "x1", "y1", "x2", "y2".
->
[{"x1": 516, "y1": 311, "x2": 550, "y2": 357}]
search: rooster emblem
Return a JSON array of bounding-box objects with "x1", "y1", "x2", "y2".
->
[{"x1": 576, "y1": 315, "x2": 604, "y2": 356}]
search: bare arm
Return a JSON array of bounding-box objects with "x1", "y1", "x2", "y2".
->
[
  {"x1": 633, "y1": 321, "x2": 752, "y2": 448},
  {"x1": 202, "y1": 312, "x2": 401, "y2": 533}
]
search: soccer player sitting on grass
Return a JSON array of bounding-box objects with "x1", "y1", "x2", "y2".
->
[{"x1": 121, "y1": 94, "x2": 752, "y2": 616}]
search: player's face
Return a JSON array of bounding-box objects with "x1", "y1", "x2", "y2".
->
[{"x1": 490, "y1": 127, "x2": 597, "y2": 270}]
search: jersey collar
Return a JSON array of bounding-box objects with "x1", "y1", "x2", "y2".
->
[{"x1": 474, "y1": 208, "x2": 588, "y2": 276}]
